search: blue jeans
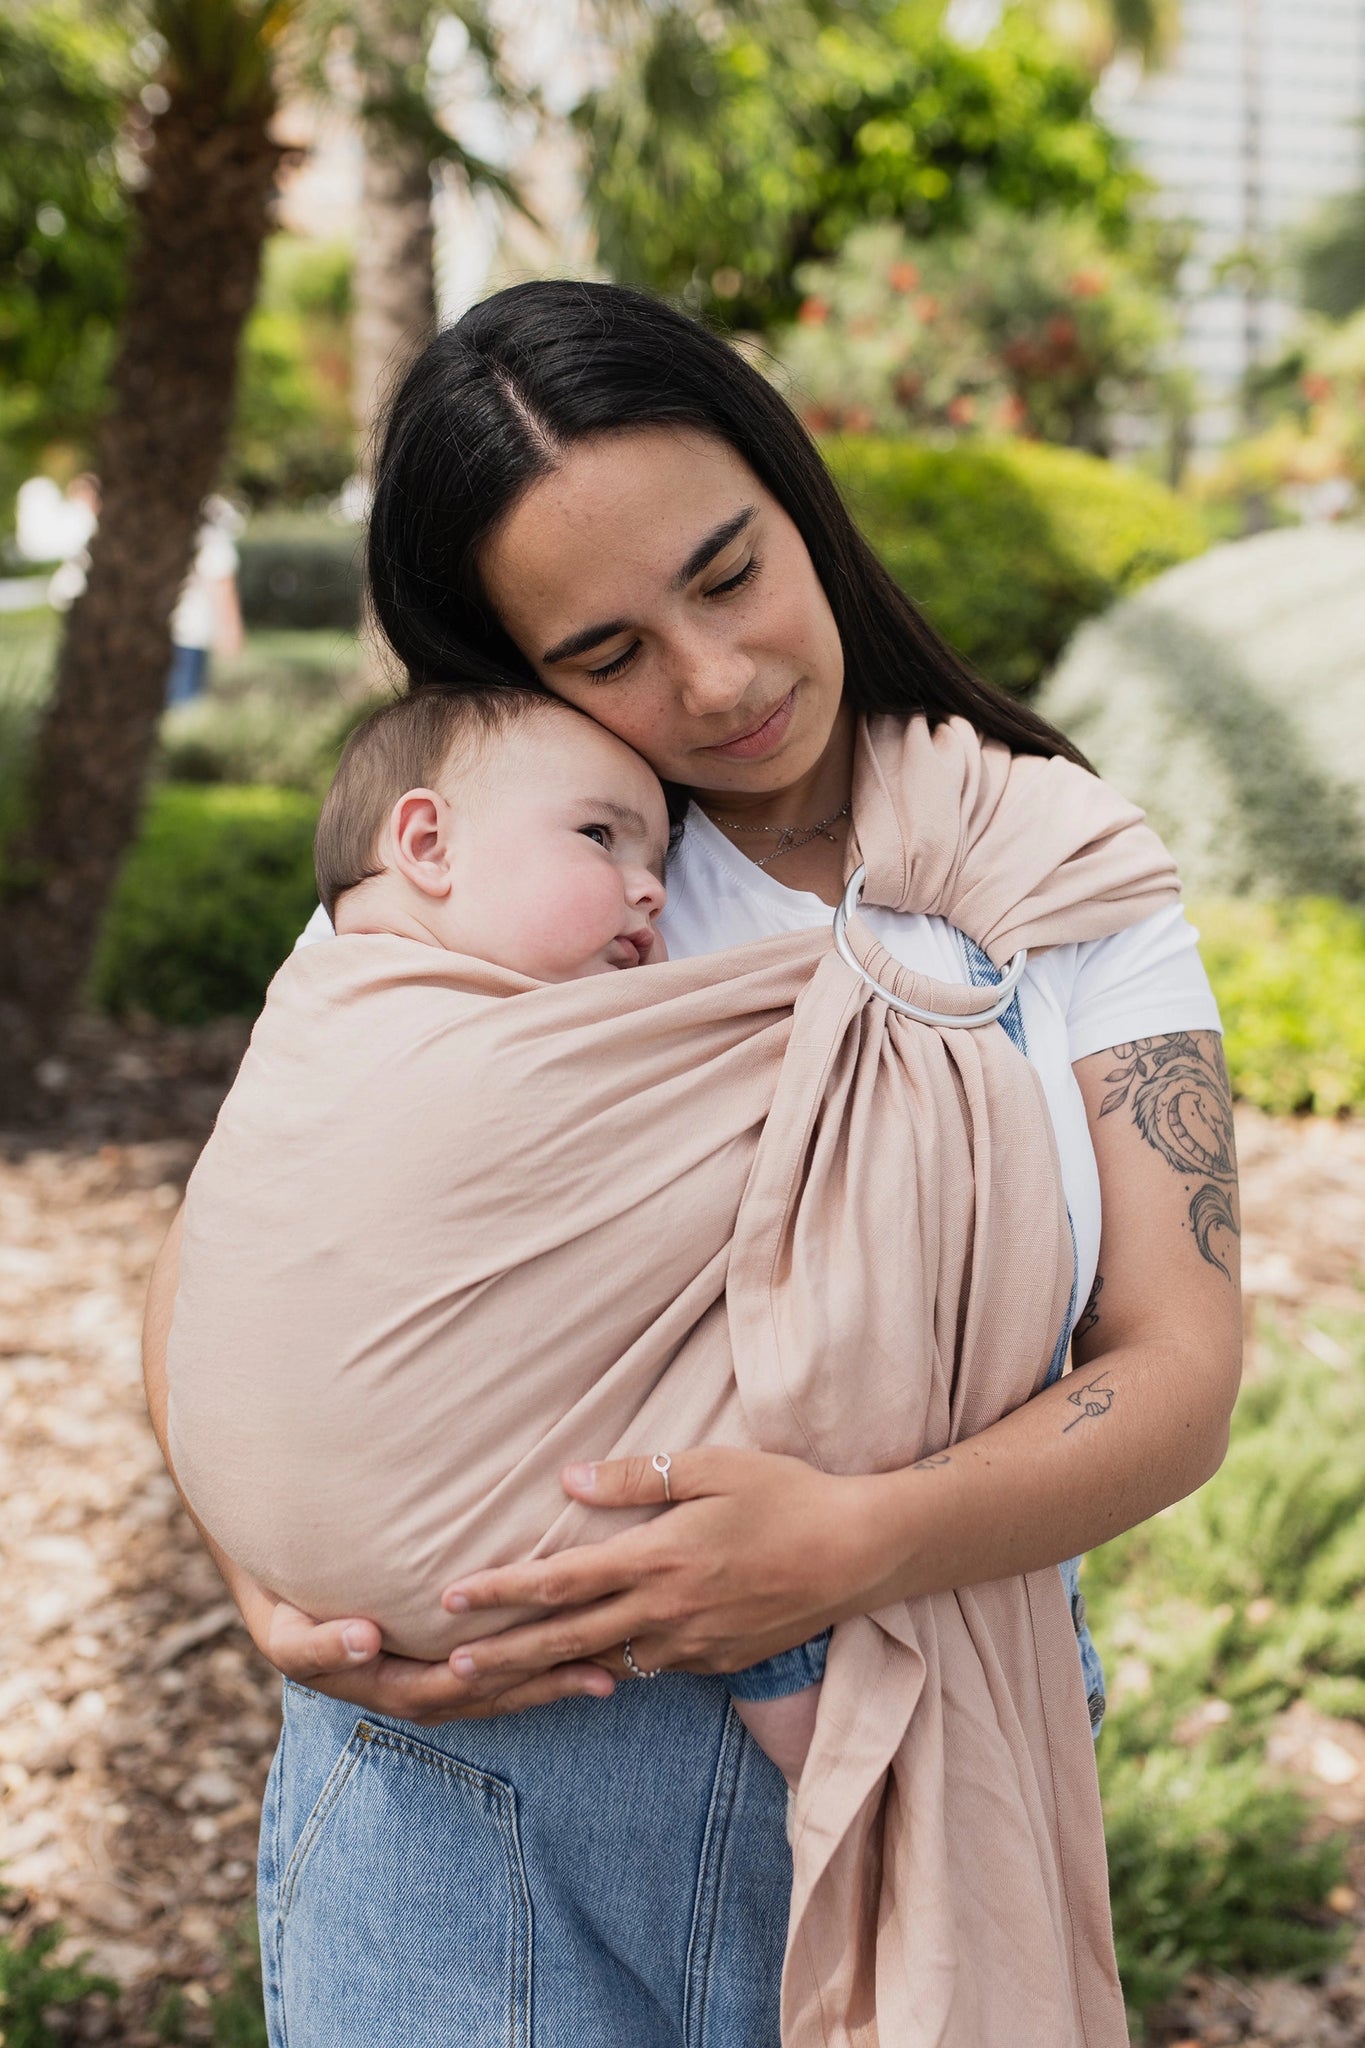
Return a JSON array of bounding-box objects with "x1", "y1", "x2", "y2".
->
[{"x1": 259, "y1": 1675, "x2": 791, "y2": 2046}]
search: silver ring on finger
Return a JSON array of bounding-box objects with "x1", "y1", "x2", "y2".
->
[
  {"x1": 622, "y1": 1637, "x2": 665, "y2": 1680},
  {"x1": 651, "y1": 1451, "x2": 673, "y2": 1503}
]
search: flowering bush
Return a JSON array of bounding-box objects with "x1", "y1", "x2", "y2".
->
[{"x1": 775, "y1": 214, "x2": 1169, "y2": 453}]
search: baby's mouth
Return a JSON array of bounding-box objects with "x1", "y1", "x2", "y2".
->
[{"x1": 611, "y1": 930, "x2": 653, "y2": 968}]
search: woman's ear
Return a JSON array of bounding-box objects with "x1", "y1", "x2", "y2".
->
[{"x1": 389, "y1": 787, "x2": 454, "y2": 898}]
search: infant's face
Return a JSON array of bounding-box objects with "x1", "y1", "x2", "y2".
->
[{"x1": 439, "y1": 706, "x2": 670, "y2": 982}]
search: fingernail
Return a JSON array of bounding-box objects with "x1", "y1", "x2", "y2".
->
[
  {"x1": 453, "y1": 1655, "x2": 477, "y2": 1677},
  {"x1": 343, "y1": 1627, "x2": 369, "y2": 1658},
  {"x1": 564, "y1": 1462, "x2": 596, "y2": 1492},
  {"x1": 444, "y1": 1592, "x2": 470, "y2": 1613}
]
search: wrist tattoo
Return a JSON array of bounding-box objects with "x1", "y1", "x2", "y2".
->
[
  {"x1": 1097, "y1": 1033, "x2": 1240, "y2": 1279},
  {"x1": 1063, "y1": 1373, "x2": 1116, "y2": 1432}
]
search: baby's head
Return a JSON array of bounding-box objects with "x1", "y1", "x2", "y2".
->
[{"x1": 316, "y1": 689, "x2": 670, "y2": 981}]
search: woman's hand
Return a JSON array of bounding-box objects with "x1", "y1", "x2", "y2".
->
[{"x1": 439, "y1": 1448, "x2": 885, "y2": 1699}]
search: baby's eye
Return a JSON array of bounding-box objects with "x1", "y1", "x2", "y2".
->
[{"x1": 580, "y1": 823, "x2": 613, "y2": 848}]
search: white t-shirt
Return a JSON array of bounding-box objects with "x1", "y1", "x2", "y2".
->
[{"x1": 296, "y1": 802, "x2": 1221, "y2": 1334}]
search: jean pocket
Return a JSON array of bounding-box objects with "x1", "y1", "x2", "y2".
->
[{"x1": 270, "y1": 1711, "x2": 533, "y2": 2048}]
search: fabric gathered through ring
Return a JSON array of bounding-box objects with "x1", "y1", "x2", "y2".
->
[
  {"x1": 622, "y1": 1637, "x2": 664, "y2": 1680},
  {"x1": 832, "y1": 864, "x2": 1029, "y2": 1027}
]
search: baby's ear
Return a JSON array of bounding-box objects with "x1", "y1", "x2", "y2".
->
[{"x1": 390, "y1": 788, "x2": 453, "y2": 897}]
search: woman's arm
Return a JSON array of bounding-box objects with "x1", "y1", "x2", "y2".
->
[
  {"x1": 434, "y1": 1031, "x2": 1242, "y2": 1692},
  {"x1": 142, "y1": 1208, "x2": 616, "y2": 1723}
]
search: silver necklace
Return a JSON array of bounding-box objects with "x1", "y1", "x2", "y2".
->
[{"x1": 703, "y1": 798, "x2": 851, "y2": 870}]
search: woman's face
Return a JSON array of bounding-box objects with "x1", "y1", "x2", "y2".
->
[{"x1": 477, "y1": 427, "x2": 846, "y2": 798}]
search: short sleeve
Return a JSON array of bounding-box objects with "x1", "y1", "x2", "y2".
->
[
  {"x1": 295, "y1": 903, "x2": 335, "y2": 951},
  {"x1": 196, "y1": 529, "x2": 238, "y2": 579},
  {"x1": 1065, "y1": 903, "x2": 1222, "y2": 1065}
]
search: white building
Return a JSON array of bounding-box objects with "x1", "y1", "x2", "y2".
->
[{"x1": 1098, "y1": 0, "x2": 1365, "y2": 447}]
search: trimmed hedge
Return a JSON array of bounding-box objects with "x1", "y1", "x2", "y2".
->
[
  {"x1": 826, "y1": 436, "x2": 1210, "y2": 697},
  {"x1": 1192, "y1": 895, "x2": 1365, "y2": 1114},
  {"x1": 236, "y1": 535, "x2": 361, "y2": 632},
  {"x1": 90, "y1": 784, "x2": 320, "y2": 1025}
]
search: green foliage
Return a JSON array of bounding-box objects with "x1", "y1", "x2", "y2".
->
[
  {"x1": 1089, "y1": 1313, "x2": 1365, "y2": 2014},
  {"x1": 228, "y1": 237, "x2": 356, "y2": 506},
  {"x1": 1036, "y1": 526, "x2": 1365, "y2": 899},
  {"x1": 159, "y1": 626, "x2": 373, "y2": 790},
  {"x1": 0, "y1": 5, "x2": 132, "y2": 502},
  {"x1": 1297, "y1": 184, "x2": 1365, "y2": 323},
  {"x1": 827, "y1": 433, "x2": 1208, "y2": 694},
  {"x1": 236, "y1": 533, "x2": 362, "y2": 629},
  {"x1": 1193, "y1": 896, "x2": 1365, "y2": 1114},
  {"x1": 776, "y1": 211, "x2": 1169, "y2": 452},
  {"x1": 0, "y1": 1914, "x2": 117, "y2": 2047},
  {"x1": 584, "y1": 1, "x2": 1145, "y2": 332},
  {"x1": 90, "y1": 783, "x2": 321, "y2": 1023}
]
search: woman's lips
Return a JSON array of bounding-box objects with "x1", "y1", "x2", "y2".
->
[{"x1": 699, "y1": 689, "x2": 797, "y2": 761}]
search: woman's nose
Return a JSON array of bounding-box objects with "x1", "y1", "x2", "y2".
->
[{"x1": 670, "y1": 628, "x2": 757, "y2": 719}]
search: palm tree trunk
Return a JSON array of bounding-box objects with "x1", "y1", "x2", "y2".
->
[
  {"x1": 0, "y1": 80, "x2": 280, "y2": 1104},
  {"x1": 351, "y1": 11, "x2": 438, "y2": 467}
]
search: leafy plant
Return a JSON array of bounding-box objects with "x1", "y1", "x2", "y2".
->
[
  {"x1": 776, "y1": 211, "x2": 1170, "y2": 453},
  {"x1": 1193, "y1": 896, "x2": 1365, "y2": 1114},
  {"x1": 89, "y1": 783, "x2": 321, "y2": 1023},
  {"x1": 583, "y1": 1, "x2": 1145, "y2": 333},
  {"x1": 1089, "y1": 1312, "x2": 1365, "y2": 2015},
  {"x1": 0, "y1": 1913, "x2": 117, "y2": 2047},
  {"x1": 828, "y1": 434, "x2": 1208, "y2": 695}
]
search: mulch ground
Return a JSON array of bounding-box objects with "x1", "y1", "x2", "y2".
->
[{"x1": 5, "y1": 1015, "x2": 1365, "y2": 2043}]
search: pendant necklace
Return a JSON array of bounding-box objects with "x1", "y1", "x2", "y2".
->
[{"x1": 703, "y1": 799, "x2": 852, "y2": 871}]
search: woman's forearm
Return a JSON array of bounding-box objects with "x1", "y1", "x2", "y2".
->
[{"x1": 845, "y1": 1335, "x2": 1236, "y2": 1614}]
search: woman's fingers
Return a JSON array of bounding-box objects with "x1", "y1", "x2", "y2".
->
[
  {"x1": 310, "y1": 1653, "x2": 617, "y2": 1725},
  {"x1": 561, "y1": 1445, "x2": 737, "y2": 1510},
  {"x1": 447, "y1": 1598, "x2": 647, "y2": 1691},
  {"x1": 266, "y1": 1601, "x2": 382, "y2": 1679},
  {"x1": 443, "y1": 1532, "x2": 642, "y2": 1618}
]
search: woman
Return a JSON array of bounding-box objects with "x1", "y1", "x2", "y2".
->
[{"x1": 143, "y1": 280, "x2": 1241, "y2": 2047}]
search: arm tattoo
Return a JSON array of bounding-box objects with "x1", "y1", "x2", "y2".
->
[
  {"x1": 1097, "y1": 1033, "x2": 1240, "y2": 1279},
  {"x1": 913, "y1": 1452, "x2": 951, "y2": 1471},
  {"x1": 1063, "y1": 1373, "x2": 1116, "y2": 1432},
  {"x1": 1075, "y1": 1273, "x2": 1103, "y2": 1341}
]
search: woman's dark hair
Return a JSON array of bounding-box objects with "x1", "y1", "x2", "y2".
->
[{"x1": 366, "y1": 279, "x2": 1089, "y2": 775}]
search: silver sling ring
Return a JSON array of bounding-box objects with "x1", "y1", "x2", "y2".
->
[{"x1": 832, "y1": 865, "x2": 1028, "y2": 1028}]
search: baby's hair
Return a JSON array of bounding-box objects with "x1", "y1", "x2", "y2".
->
[{"x1": 315, "y1": 685, "x2": 552, "y2": 917}]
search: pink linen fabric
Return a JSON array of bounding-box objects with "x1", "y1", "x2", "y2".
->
[{"x1": 168, "y1": 714, "x2": 1178, "y2": 2047}]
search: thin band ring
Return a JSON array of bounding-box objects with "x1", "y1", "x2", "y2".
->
[
  {"x1": 832, "y1": 865, "x2": 1028, "y2": 1028},
  {"x1": 651, "y1": 1451, "x2": 673, "y2": 1503},
  {"x1": 622, "y1": 1637, "x2": 664, "y2": 1680}
]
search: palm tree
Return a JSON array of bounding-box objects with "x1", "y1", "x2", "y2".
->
[{"x1": 0, "y1": 1, "x2": 294, "y2": 1100}]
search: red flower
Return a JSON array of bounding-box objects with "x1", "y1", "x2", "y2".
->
[
  {"x1": 1301, "y1": 372, "x2": 1332, "y2": 404},
  {"x1": 893, "y1": 369, "x2": 923, "y2": 406},
  {"x1": 798, "y1": 296, "x2": 830, "y2": 326},
  {"x1": 1068, "y1": 269, "x2": 1107, "y2": 299},
  {"x1": 947, "y1": 394, "x2": 977, "y2": 426},
  {"x1": 914, "y1": 295, "x2": 941, "y2": 324},
  {"x1": 844, "y1": 405, "x2": 874, "y2": 432},
  {"x1": 1045, "y1": 315, "x2": 1078, "y2": 353},
  {"x1": 888, "y1": 261, "x2": 920, "y2": 293}
]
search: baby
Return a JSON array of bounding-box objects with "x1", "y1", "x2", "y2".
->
[{"x1": 182, "y1": 685, "x2": 822, "y2": 1788}]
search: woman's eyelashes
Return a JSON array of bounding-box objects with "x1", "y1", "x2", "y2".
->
[{"x1": 584, "y1": 555, "x2": 763, "y2": 682}]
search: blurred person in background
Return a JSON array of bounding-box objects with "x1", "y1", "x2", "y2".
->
[{"x1": 166, "y1": 494, "x2": 244, "y2": 705}]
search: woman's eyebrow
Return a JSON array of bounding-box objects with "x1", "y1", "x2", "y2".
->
[{"x1": 538, "y1": 506, "x2": 758, "y2": 666}]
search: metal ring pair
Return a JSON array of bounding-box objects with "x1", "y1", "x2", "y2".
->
[{"x1": 622, "y1": 1454, "x2": 674, "y2": 1680}]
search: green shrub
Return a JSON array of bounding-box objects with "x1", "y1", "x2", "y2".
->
[
  {"x1": 90, "y1": 784, "x2": 320, "y2": 1024},
  {"x1": 1088, "y1": 1311, "x2": 1365, "y2": 2017},
  {"x1": 236, "y1": 535, "x2": 361, "y2": 631},
  {"x1": 1036, "y1": 524, "x2": 1365, "y2": 899},
  {"x1": 0, "y1": 1914, "x2": 117, "y2": 2047},
  {"x1": 826, "y1": 436, "x2": 1208, "y2": 695},
  {"x1": 1194, "y1": 895, "x2": 1365, "y2": 1113}
]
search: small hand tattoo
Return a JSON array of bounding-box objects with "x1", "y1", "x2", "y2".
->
[
  {"x1": 913, "y1": 1452, "x2": 951, "y2": 1471},
  {"x1": 1063, "y1": 1373, "x2": 1116, "y2": 1432},
  {"x1": 1075, "y1": 1273, "x2": 1103, "y2": 1341},
  {"x1": 1098, "y1": 1033, "x2": 1240, "y2": 1277}
]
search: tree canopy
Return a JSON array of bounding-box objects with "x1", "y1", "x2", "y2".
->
[{"x1": 582, "y1": 0, "x2": 1146, "y2": 332}]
